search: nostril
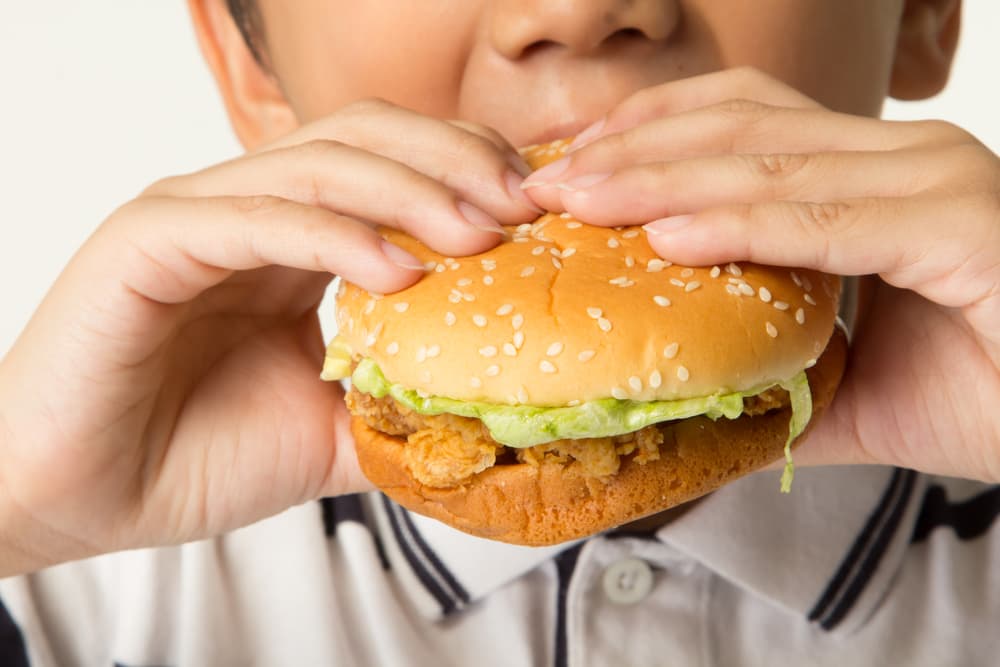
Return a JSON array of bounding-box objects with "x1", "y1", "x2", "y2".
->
[
  {"x1": 608, "y1": 27, "x2": 649, "y2": 44},
  {"x1": 520, "y1": 39, "x2": 561, "y2": 59}
]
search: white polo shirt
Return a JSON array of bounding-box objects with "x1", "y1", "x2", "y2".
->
[{"x1": 2, "y1": 465, "x2": 999, "y2": 666}]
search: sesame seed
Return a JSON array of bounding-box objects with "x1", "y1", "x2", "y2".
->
[
  {"x1": 386, "y1": 341, "x2": 400, "y2": 355},
  {"x1": 805, "y1": 294, "x2": 817, "y2": 306},
  {"x1": 791, "y1": 271, "x2": 803, "y2": 287},
  {"x1": 513, "y1": 237, "x2": 529, "y2": 243},
  {"x1": 560, "y1": 212, "x2": 572, "y2": 219},
  {"x1": 685, "y1": 281, "x2": 702, "y2": 292},
  {"x1": 649, "y1": 370, "x2": 663, "y2": 389},
  {"x1": 567, "y1": 400, "x2": 581, "y2": 407},
  {"x1": 547, "y1": 342, "x2": 564, "y2": 357},
  {"x1": 517, "y1": 387, "x2": 529, "y2": 403},
  {"x1": 540, "y1": 360, "x2": 558, "y2": 374},
  {"x1": 561, "y1": 248, "x2": 577, "y2": 258},
  {"x1": 435, "y1": 264, "x2": 447, "y2": 273},
  {"x1": 681, "y1": 268, "x2": 695, "y2": 278},
  {"x1": 805, "y1": 358, "x2": 818, "y2": 369},
  {"x1": 759, "y1": 287, "x2": 772, "y2": 303},
  {"x1": 766, "y1": 322, "x2": 778, "y2": 338},
  {"x1": 426, "y1": 345, "x2": 441, "y2": 358},
  {"x1": 647, "y1": 259, "x2": 669, "y2": 272},
  {"x1": 710, "y1": 266, "x2": 721, "y2": 278},
  {"x1": 598, "y1": 317, "x2": 612, "y2": 332},
  {"x1": 550, "y1": 248, "x2": 561, "y2": 258},
  {"x1": 623, "y1": 230, "x2": 641, "y2": 239},
  {"x1": 448, "y1": 290, "x2": 462, "y2": 304},
  {"x1": 512, "y1": 314, "x2": 524, "y2": 330},
  {"x1": 486, "y1": 365, "x2": 501, "y2": 377},
  {"x1": 727, "y1": 263, "x2": 743, "y2": 277},
  {"x1": 802, "y1": 276, "x2": 813, "y2": 292},
  {"x1": 502, "y1": 343, "x2": 517, "y2": 357},
  {"x1": 628, "y1": 376, "x2": 643, "y2": 393},
  {"x1": 365, "y1": 333, "x2": 377, "y2": 347},
  {"x1": 457, "y1": 278, "x2": 472, "y2": 287},
  {"x1": 516, "y1": 223, "x2": 532, "y2": 234},
  {"x1": 483, "y1": 275, "x2": 495, "y2": 286},
  {"x1": 520, "y1": 266, "x2": 536, "y2": 278},
  {"x1": 416, "y1": 346, "x2": 427, "y2": 363},
  {"x1": 625, "y1": 256, "x2": 636, "y2": 268},
  {"x1": 566, "y1": 222, "x2": 583, "y2": 230},
  {"x1": 450, "y1": 263, "x2": 460, "y2": 271},
  {"x1": 608, "y1": 238, "x2": 621, "y2": 249},
  {"x1": 364, "y1": 300, "x2": 376, "y2": 315},
  {"x1": 496, "y1": 304, "x2": 514, "y2": 316},
  {"x1": 532, "y1": 246, "x2": 546, "y2": 256},
  {"x1": 611, "y1": 387, "x2": 628, "y2": 400},
  {"x1": 653, "y1": 295, "x2": 671, "y2": 307},
  {"x1": 670, "y1": 278, "x2": 685, "y2": 288},
  {"x1": 587, "y1": 307, "x2": 603, "y2": 319},
  {"x1": 481, "y1": 259, "x2": 497, "y2": 271},
  {"x1": 796, "y1": 308, "x2": 806, "y2": 325},
  {"x1": 473, "y1": 315, "x2": 488, "y2": 327},
  {"x1": 513, "y1": 331, "x2": 525, "y2": 348},
  {"x1": 394, "y1": 302, "x2": 410, "y2": 313},
  {"x1": 552, "y1": 257, "x2": 562, "y2": 269},
  {"x1": 462, "y1": 292, "x2": 475, "y2": 302},
  {"x1": 470, "y1": 376, "x2": 483, "y2": 388},
  {"x1": 677, "y1": 366, "x2": 690, "y2": 382},
  {"x1": 663, "y1": 343, "x2": 679, "y2": 359},
  {"x1": 445, "y1": 312, "x2": 457, "y2": 326},
  {"x1": 609, "y1": 276, "x2": 635, "y2": 287},
  {"x1": 773, "y1": 301, "x2": 790, "y2": 311},
  {"x1": 479, "y1": 346, "x2": 498, "y2": 358},
  {"x1": 578, "y1": 350, "x2": 596, "y2": 362},
  {"x1": 738, "y1": 283, "x2": 755, "y2": 296}
]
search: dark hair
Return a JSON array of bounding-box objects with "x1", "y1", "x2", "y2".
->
[{"x1": 226, "y1": 0, "x2": 266, "y2": 65}]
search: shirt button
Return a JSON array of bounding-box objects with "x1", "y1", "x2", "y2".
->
[{"x1": 602, "y1": 558, "x2": 654, "y2": 605}]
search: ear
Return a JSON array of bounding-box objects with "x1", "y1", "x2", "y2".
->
[
  {"x1": 187, "y1": 0, "x2": 299, "y2": 149},
  {"x1": 889, "y1": 0, "x2": 962, "y2": 100}
]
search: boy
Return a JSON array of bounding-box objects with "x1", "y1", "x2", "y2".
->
[{"x1": 2, "y1": 0, "x2": 1000, "y2": 664}]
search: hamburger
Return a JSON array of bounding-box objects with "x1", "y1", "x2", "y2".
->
[{"x1": 322, "y1": 139, "x2": 847, "y2": 546}]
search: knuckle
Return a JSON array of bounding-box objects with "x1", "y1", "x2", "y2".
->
[
  {"x1": 298, "y1": 138, "x2": 345, "y2": 158},
  {"x1": 714, "y1": 97, "x2": 772, "y2": 120},
  {"x1": 746, "y1": 152, "x2": 809, "y2": 179},
  {"x1": 794, "y1": 200, "x2": 855, "y2": 234},
  {"x1": 915, "y1": 118, "x2": 976, "y2": 146},
  {"x1": 231, "y1": 194, "x2": 289, "y2": 217}
]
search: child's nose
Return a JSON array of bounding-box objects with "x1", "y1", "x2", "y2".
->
[{"x1": 489, "y1": 0, "x2": 680, "y2": 60}]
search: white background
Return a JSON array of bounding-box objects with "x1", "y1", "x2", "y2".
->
[{"x1": 1, "y1": 2, "x2": 998, "y2": 354}]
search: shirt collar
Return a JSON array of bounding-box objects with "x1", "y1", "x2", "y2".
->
[{"x1": 371, "y1": 465, "x2": 925, "y2": 634}]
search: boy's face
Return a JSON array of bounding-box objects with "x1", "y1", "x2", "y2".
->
[{"x1": 254, "y1": 0, "x2": 908, "y2": 145}]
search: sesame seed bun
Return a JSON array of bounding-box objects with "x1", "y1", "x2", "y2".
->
[
  {"x1": 352, "y1": 325, "x2": 845, "y2": 546},
  {"x1": 331, "y1": 138, "x2": 846, "y2": 545}
]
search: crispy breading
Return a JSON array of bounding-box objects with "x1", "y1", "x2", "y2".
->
[{"x1": 346, "y1": 386, "x2": 788, "y2": 488}]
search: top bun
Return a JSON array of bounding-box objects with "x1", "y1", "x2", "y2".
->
[{"x1": 335, "y1": 218, "x2": 840, "y2": 406}]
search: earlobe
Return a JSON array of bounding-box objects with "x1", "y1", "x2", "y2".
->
[
  {"x1": 889, "y1": 0, "x2": 962, "y2": 101},
  {"x1": 187, "y1": 0, "x2": 298, "y2": 149}
]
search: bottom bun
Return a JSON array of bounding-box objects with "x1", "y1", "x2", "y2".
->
[{"x1": 353, "y1": 328, "x2": 848, "y2": 546}]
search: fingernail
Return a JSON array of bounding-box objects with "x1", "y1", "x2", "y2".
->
[
  {"x1": 505, "y1": 170, "x2": 545, "y2": 213},
  {"x1": 644, "y1": 215, "x2": 695, "y2": 236},
  {"x1": 379, "y1": 239, "x2": 425, "y2": 270},
  {"x1": 506, "y1": 152, "x2": 533, "y2": 178},
  {"x1": 569, "y1": 117, "x2": 606, "y2": 151},
  {"x1": 522, "y1": 156, "x2": 571, "y2": 189},
  {"x1": 563, "y1": 173, "x2": 611, "y2": 191},
  {"x1": 458, "y1": 201, "x2": 507, "y2": 236}
]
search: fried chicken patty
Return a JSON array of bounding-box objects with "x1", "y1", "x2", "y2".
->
[{"x1": 346, "y1": 386, "x2": 789, "y2": 488}]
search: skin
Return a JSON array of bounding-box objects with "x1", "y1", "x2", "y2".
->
[{"x1": 1, "y1": 0, "x2": 997, "y2": 576}]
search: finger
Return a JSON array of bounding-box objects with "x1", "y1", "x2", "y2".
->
[
  {"x1": 257, "y1": 98, "x2": 540, "y2": 215},
  {"x1": 95, "y1": 195, "x2": 427, "y2": 305},
  {"x1": 153, "y1": 141, "x2": 520, "y2": 258},
  {"x1": 553, "y1": 148, "x2": 940, "y2": 226},
  {"x1": 525, "y1": 104, "x2": 945, "y2": 212},
  {"x1": 568, "y1": 67, "x2": 821, "y2": 150},
  {"x1": 447, "y1": 120, "x2": 533, "y2": 177},
  {"x1": 641, "y1": 193, "x2": 1000, "y2": 319}
]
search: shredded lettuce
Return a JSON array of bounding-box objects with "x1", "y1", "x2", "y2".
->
[{"x1": 352, "y1": 359, "x2": 812, "y2": 481}]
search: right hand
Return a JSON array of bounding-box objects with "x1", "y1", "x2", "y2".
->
[{"x1": 0, "y1": 100, "x2": 540, "y2": 575}]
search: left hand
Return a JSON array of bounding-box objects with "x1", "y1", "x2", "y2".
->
[{"x1": 522, "y1": 67, "x2": 1000, "y2": 483}]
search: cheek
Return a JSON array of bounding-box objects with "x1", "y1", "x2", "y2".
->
[
  {"x1": 694, "y1": 1, "x2": 901, "y2": 115},
  {"x1": 262, "y1": 1, "x2": 474, "y2": 123}
]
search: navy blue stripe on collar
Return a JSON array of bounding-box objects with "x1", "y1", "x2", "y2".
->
[
  {"x1": 397, "y1": 507, "x2": 470, "y2": 606},
  {"x1": 0, "y1": 596, "x2": 29, "y2": 667},
  {"x1": 553, "y1": 543, "x2": 584, "y2": 667},
  {"x1": 911, "y1": 484, "x2": 1000, "y2": 543},
  {"x1": 320, "y1": 494, "x2": 365, "y2": 536},
  {"x1": 381, "y1": 495, "x2": 464, "y2": 616},
  {"x1": 808, "y1": 468, "x2": 917, "y2": 630}
]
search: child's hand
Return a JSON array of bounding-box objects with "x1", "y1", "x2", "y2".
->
[
  {"x1": 0, "y1": 100, "x2": 539, "y2": 573},
  {"x1": 525, "y1": 68, "x2": 1000, "y2": 483}
]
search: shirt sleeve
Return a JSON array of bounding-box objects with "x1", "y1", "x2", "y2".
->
[{"x1": 0, "y1": 592, "x2": 30, "y2": 667}]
